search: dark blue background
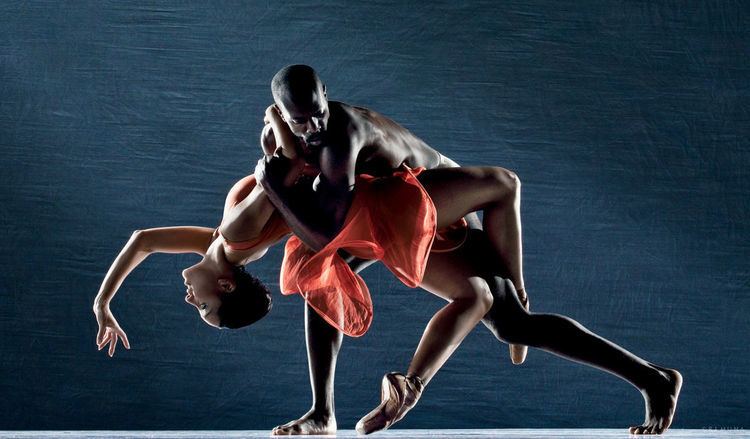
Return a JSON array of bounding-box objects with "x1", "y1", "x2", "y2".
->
[{"x1": 1, "y1": 0, "x2": 748, "y2": 430}]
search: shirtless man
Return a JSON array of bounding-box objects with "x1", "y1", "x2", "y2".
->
[
  {"x1": 256, "y1": 65, "x2": 681, "y2": 435},
  {"x1": 260, "y1": 64, "x2": 528, "y2": 363}
]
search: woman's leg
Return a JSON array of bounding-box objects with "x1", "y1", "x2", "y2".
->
[
  {"x1": 418, "y1": 166, "x2": 524, "y2": 293},
  {"x1": 356, "y1": 249, "x2": 494, "y2": 434},
  {"x1": 418, "y1": 166, "x2": 529, "y2": 362},
  {"x1": 407, "y1": 250, "x2": 495, "y2": 384}
]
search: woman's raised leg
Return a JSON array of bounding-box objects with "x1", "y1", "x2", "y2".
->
[{"x1": 418, "y1": 166, "x2": 530, "y2": 363}]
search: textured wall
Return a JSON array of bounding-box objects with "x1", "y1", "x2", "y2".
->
[{"x1": 1, "y1": 0, "x2": 748, "y2": 430}]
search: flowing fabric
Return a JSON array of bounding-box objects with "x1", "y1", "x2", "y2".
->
[{"x1": 280, "y1": 166, "x2": 440, "y2": 337}]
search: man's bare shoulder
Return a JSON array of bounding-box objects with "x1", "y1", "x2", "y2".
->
[
  {"x1": 328, "y1": 101, "x2": 368, "y2": 142},
  {"x1": 339, "y1": 102, "x2": 387, "y2": 125}
]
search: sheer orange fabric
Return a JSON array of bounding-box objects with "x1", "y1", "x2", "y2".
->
[{"x1": 280, "y1": 166, "x2": 440, "y2": 337}]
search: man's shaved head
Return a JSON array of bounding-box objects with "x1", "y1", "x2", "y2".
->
[
  {"x1": 271, "y1": 64, "x2": 325, "y2": 109},
  {"x1": 271, "y1": 65, "x2": 330, "y2": 146}
]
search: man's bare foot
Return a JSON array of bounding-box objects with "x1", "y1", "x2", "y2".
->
[
  {"x1": 629, "y1": 367, "x2": 683, "y2": 435},
  {"x1": 509, "y1": 290, "x2": 529, "y2": 365},
  {"x1": 272, "y1": 409, "x2": 336, "y2": 435}
]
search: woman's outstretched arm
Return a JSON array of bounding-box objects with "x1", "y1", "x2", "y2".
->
[{"x1": 93, "y1": 226, "x2": 214, "y2": 357}]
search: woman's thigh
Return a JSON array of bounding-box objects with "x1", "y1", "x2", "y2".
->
[
  {"x1": 419, "y1": 242, "x2": 491, "y2": 303},
  {"x1": 417, "y1": 166, "x2": 517, "y2": 228}
]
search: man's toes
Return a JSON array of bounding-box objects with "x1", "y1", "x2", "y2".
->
[
  {"x1": 275, "y1": 423, "x2": 300, "y2": 436},
  {"x1": 655, "y1": 419, "x2": 669, "y2": 435}
]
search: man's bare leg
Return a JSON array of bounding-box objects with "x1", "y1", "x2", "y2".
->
[
  {"x1": 480, "y1": 271, "x2": 682, "y2": 435},
  {"x1": 272, "y1": 302, "x2": 341, "y2": 435},
  {"x1": 418, "y1": 165, "x2": 530, "y2": 364}
]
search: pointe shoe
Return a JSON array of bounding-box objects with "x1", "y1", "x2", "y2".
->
[
  {"x1": 509, "y1": 294, "x2": 530, "y2": 365},
  {"x1": 355, "y1": 372, "x2": 424, "y2": 435}
]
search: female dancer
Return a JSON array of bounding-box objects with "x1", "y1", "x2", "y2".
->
[{"x1": 93, "y1": 106, "x2": 681, "y2": 436}]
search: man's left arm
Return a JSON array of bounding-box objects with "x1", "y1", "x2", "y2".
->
[
  {"x1": 257, "y1": 142, "x2": 356, "y2": 252},
  {"x1": 313, "y1": 141, "x2": 357, "y2": 236}
]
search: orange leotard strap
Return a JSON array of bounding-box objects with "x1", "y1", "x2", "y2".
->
[{"x1": 280, "y1": 166, "x2": 437, "y2": 337}]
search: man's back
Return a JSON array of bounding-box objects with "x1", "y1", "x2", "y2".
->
[{"x1": 316, "y1": 101, "x2": 445, "y2": 179}]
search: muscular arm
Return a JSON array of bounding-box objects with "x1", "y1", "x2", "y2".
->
[
  {"x1": 256, "y1": 107, "x2": 359, "y2": 251},
  {"x1": 220, "y1": 106, "x2": 305, "y2": 242},
  {"x1": 263, "y1": 142, "x2": 356, "y2": 252},
  {"x1": 93, "y1": 226, "x2": 213, "y2": 311},
  {"x1": 262, "y1": 182, "x2": 333, "y2": 252}
]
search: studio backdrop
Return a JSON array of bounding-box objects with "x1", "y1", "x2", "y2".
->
[{"x1": 1, "y1": 0, "x2": 748, "y2": 430}]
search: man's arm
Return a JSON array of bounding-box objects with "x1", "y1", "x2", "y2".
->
[
  {"x1": 258, "y1": 165, "x2": 338, "y2": 252},
  {"x1": 258, "y1": 139, "x2": 357, "y2": 252}
]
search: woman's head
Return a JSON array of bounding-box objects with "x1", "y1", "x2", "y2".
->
[
  {"x1": 182, "y1": 258, "x2": 272, "y2": 329},
  {"x1": 216, "y1": 265, "x2": 272, "y2": 329}
]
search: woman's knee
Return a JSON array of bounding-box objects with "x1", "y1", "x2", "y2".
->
[
  {"x1": 486, "y1": 167, "x2": 520, "y2": 201},
  {"x1": 453, "y1": 278, "x2": 494, "y2": 316}
]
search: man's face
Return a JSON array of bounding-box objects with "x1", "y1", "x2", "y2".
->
[{"x1": 277, "y1": 86, "x2": 330, "y2": 147}]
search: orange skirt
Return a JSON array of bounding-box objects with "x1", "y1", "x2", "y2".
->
[{"x1": 280, "y1": 166, "x2": 467, "y2": 337}]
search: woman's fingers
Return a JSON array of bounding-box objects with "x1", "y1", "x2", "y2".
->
[
  {"x1": 98, "y1": 331, "x2": 111, "y2": 350},
  {"x1": 108, "y1": 333, "x2": 118, "y2": 357},
  {"x1": 96, "y1": 327, "x2": 106, "y2": 345},
  {"x1": 118, "y1": 330, "x2": 130, "y2": 349},
  {"x1": 98, "y1": 327, "x2": 129, "y2": 355}
]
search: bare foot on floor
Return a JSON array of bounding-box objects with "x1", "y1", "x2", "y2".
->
[
  {"x1": 272, "y1": 409, "x2": 336, "y2": 435},
  {"x1": 629, "y1": 367, "x2": 683, "y2": 435},
  {"x1": 509, "y1": 290, "x2": 529, "y2": 365}
]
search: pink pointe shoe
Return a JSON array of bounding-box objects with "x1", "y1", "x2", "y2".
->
[
  {"x1": 509, "y1": 294, "x2": 530, "y2": 364},
  {"x1": 355, "y1": 372, "x2": 424, "y2": 435}
]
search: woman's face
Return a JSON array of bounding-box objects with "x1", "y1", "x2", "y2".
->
[{"x1": 182, "y1": 261, "x2": 232, "y2": 328}]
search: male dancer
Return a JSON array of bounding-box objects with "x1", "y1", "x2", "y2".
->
[{"x1": 256, "y1": 65, "x2": 681, "y2": 435}]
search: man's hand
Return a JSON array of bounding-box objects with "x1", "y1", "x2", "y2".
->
[
  {"x1": 94, "y1": 306, "x2": 130, "y2": 358},
  {"x1": 255, "y1": 149, "x2": 303, "y2": 194}
]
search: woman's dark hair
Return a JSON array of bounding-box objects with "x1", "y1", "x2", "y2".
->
[{"x1": 216, "y1": 265, "x2": 272, "y2": 329}]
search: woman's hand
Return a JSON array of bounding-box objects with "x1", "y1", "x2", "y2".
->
[{"x1": 94, "y1": 306, "x2": 130, "y2": 357}]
